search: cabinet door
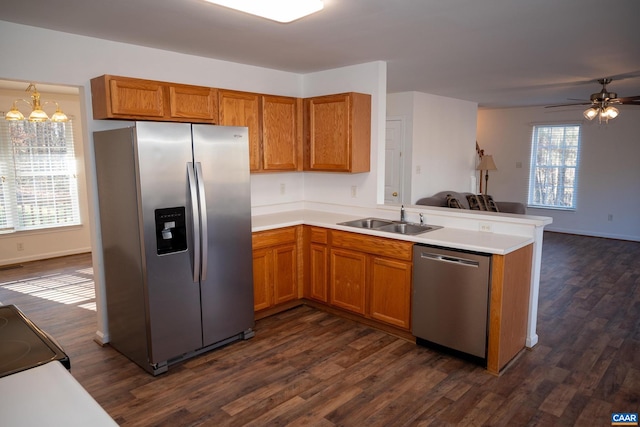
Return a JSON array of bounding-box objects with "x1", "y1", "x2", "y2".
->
[
  {"x1": 262, "y1": 95, "x2": 300, "y2": 171},
  {"x1": 309, "y1": 243, "x2": 328, "y2": 302},
  {"x1": 306, "y1": 94, "x2": 350, "y2": 171},
  {"x1": 369, "y1": 256, "x2": 412, "y2": 329},
  {"x1": 273, "y1": 244, "x2": 298, "y2": 305},
  {"x1": 219, "y1": 90, "x2": 261, "y2": 171},
  {"x1": 252, "y1": 247, "x2": 273, "y2": 311},
  {"x1": 330, "y1": 248, "x2": 367, "y2": 315},
  {"x1": 109, "y1": 78, "x2": 165, "y2": 118},
  {"x1": 169, "y1": 85, "x2": 218, "y2": 122}
]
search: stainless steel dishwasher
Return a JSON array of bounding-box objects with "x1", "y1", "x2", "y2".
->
[{"x1": 412, "y1": 244, "x2": 491, "y2": 364}]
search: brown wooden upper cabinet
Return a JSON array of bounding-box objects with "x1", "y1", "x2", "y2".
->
[
  {"x1": 218, "y1": 90, "x2": 261, "y2": 171},
  {"x1": 219, "y1": 90, "x2": 302, "y2": 172},
  {"x1": 304, "y1": 92, "x2": 371, "y2": 173},
  {"x1": 90, "y1": 75, "x2": 218, "y2": 123},
  {"x1": 261, "y1": 95, "x2": 302, "y2": 171}
]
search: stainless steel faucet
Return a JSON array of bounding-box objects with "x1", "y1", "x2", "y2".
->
[{"x1": 400, "y1": 205, "x2": 405, "y2": 222}]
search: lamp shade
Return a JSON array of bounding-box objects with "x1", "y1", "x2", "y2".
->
[{"x1": 477, "y1": 155, "x2": 497, "y2": 171}]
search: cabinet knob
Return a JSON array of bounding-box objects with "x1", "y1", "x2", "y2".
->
[{"x1": 392, "y1": 192, "x2": 398, "y2": 197}]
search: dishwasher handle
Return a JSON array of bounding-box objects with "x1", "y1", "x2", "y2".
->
[{"x1": 419, "y1": 251, "x2": 480, "y2": 267}]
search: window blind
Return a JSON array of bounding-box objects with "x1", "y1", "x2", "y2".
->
[
  {"x1": 0, "y1": 119, "x2": 80, "y2": 232},
  {"x1": 527, "y1": 124, "x2": 581, "y2": 210}
]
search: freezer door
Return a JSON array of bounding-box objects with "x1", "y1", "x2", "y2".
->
[
  {"x1": 192, "y1": 125, "x2": 255, "y2": 346},
  {"x1": 136, "y1": 122, "x2": 203, "y2": 364}
]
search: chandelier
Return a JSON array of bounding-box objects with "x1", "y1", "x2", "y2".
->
[{"x1": 5, "y1": 83, "x2": 68, "y2": 122}]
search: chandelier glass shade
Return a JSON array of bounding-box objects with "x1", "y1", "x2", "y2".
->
[{"x1": 5, "y1": 83, "x2": 68, "y2": 122}]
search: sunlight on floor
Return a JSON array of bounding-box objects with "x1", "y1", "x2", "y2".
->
[{"x1": 0, "y1": 268, "x2": 96, "y2": 311}]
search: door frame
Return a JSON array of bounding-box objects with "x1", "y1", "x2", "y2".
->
[{"x1": 385, "y1": 116, "x2": 409, "y2": 204}]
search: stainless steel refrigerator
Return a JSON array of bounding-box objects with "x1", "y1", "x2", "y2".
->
[{"x1": 94, "y1": 121, "x2": 254, "y2": 375}]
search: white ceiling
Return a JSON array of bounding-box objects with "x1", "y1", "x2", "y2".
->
[{"x1": 2, "y1": 0, "x2": 640, "y2": 108}]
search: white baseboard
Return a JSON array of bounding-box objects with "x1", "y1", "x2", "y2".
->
[
  {"x1": 0, "y1": 248, "x2": 91, "y2": 267},
  {"x1": 544, "y1": 226, "x2": 639, "y2": 242}
]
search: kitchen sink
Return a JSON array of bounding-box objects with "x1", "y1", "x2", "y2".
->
[
  {"x1": 338, "y1": 217, "x2": 441, "y2": 236},
  {"x1": 338, "y1": 218, "x2": 394, "y2": 229},
  {"x1": 375, "y1": 222, "x2": 441, "y2": 235}
]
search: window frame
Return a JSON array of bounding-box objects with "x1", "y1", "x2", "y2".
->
[
  {"x1": 527, "y1": 123, "x2": 582, "y2": 211},
  {"x1": 0, "y1": 119, "x2": 81, "y2": 233}
]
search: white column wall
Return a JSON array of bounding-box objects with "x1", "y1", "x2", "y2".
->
[{"x1": 387, "y1": 92, "x2": 478, "y2": 204}]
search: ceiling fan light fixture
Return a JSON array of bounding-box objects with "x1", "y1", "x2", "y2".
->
[
  {"x1": 583, "y1": 107, "x2": 598, "y2": 120},
  {"x1": 602, "y1": 106, "x2": 619, "y2": 119},
  {"x1": 204, "y1": 0, "x2": 324, "y2": 23}
]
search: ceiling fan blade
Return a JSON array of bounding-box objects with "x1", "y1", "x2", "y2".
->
[
  {"x1": 614, "y1": 95, "x2": 640, "y2": 104},
  {"x1": 545, "y1": 102, "x2": 592, "y2": 108}
]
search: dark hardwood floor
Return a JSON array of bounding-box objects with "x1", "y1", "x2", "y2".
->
[{"x1": 0, "y1": 232, "x2": 638, "y2": 426}]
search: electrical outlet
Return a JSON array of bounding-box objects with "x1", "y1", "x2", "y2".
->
[
  {"x1": 17, "y1": 242, "x2": 24, "y2": 251},
  {"x1": 479, "y1": 223, "x2": 492, "y2": 232},
  {"x1": 280, "y1": 183, "x2": 286, "y2": 195},
  {"x1": 351, "y1": 185, "x2": 357, "y2": 198}
]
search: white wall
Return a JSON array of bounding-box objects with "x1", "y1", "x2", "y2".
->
[
  {"x1": 301, "y1": 61, "x2": 387, "y2": 208},
  {"x1": 387, "y1": 92, "x2": 478, "y2": 204},
  {"x1": 477, "y1": 106, "x2": 640, "y2": 241},
  {"x1": 0, "y1": 88, "x2": 91, "y2": 265}
]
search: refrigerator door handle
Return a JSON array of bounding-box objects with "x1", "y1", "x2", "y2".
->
[
  {"x1": 195, "y1": 162, "x2": 208, "y2": 281},
  {"x1": 187, "y1": 162, "x2": 200, "y2": 282}
]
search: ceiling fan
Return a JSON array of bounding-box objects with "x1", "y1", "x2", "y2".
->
[{"x1": 546, "y1": 78, "x2": 640, "y2": 122}]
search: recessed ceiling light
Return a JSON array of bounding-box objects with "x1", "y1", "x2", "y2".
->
[{"x1": 204, "y1": 0, "x2": 324, "y2": 23}]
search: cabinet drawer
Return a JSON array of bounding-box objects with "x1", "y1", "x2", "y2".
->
[
  {"x1": 330, "y1": 230, "x2": 413, "y2": 261},
  {"x1": 252, "y1": 226, "x2": 297, "y2": 250},
  {"x1": 308, "y1": 226, "x2": 328, "y2": 244}
]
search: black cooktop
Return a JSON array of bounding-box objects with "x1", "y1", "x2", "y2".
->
[{"x1": 0, "y1": 304, "x2": 70, "y2": 378}]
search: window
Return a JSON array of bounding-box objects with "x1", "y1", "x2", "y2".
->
[
  {"x1": 0, "y1": 119, "x2": 80, "y2": 232},
  {"x1": 528, "y1": 124, "x2": 581, "y2": 210}
]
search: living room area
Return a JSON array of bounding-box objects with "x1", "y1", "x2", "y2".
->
[{"x1": 387, "y1": 90, "x2": 640, "y2": 243}]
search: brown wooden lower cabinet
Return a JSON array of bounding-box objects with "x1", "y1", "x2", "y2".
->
[
  {"x1": 487, "y1": 243, "x2": 533, "y2": 374},
  {"x1": 252, "y1": 226, "x2": 299, "y2": 312},
  {"x1": 252, "y1": 246, "x2": 272, "y2": 311},
  {"x1": 330, "y1": 248, "x2": 367, "y2": 315},
  {"x1": 304, "y1": 227, "x2": 413, "y2": 331},
  {"x1": 308, "y1": 242, "x2": 328, "y2": 302},
  {"x1": 264, "y1": 225, "x2": 533, "y2": 373},
  {"x1": 369, "y1": 256, "x2": 412, "y2": 329}
]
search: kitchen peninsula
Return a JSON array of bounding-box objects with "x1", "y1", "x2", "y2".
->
[{"x1": 251, "y1": 203, "x2": 551, "y2": 374}]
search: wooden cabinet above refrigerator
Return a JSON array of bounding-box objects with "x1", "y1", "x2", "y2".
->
[{"x1": 90, "y1": 75, "x2": 218, "y2": 123}]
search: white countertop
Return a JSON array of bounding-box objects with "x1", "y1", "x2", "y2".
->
[
  {"x1": 252, "y1": 209, "x2": 534, "y2": 255},
  {"x1": 0, "y1": 361, "x2": 117, "y2": 426}
]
